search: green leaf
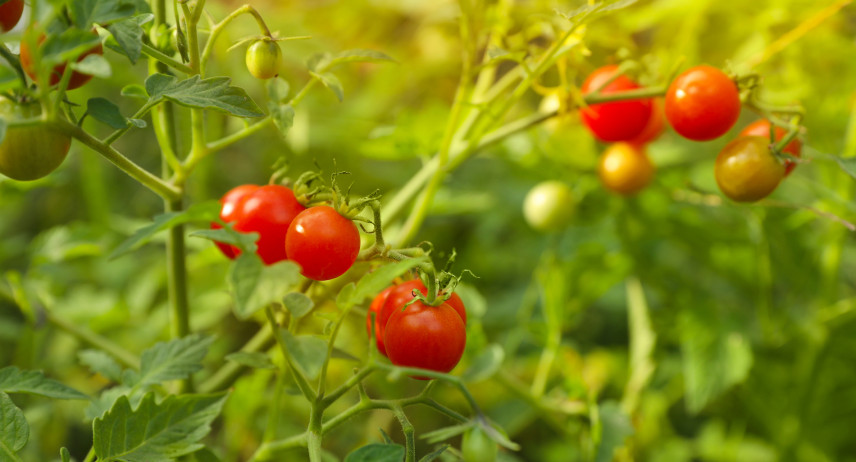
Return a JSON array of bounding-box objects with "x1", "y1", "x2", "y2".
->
[
  {"x1": 283, "y1": 292, "x2": 314, "y2": 319},
  {"x1": 121, "y1": 84, "x2": 148, "y2": 99},
  {"x1": 187, "y1": 447, "x2": 222, "y2": 462},
  {"x1": 269, "y1": 102, "x2": 294, "y2": 139},
  {"x1": 462, "y1": 344, "x2": 505, "y2": 383},
  {"x1": 336, "y1": 282, "x2": 356, "y2": 310},
  {"x1": 560, "y1": 0, "x2": 638, "y2": 24},
  {"x1": 310, "y1": 71, "x2": 344, "y2": 102},
  {"x1": 40, "y1": 29, "x2": 103, "y2": 67},
  {"x1": 351, "y1": 258, "x2": 424, "y2": 306},
  {"x1": 0, "y1": 367, "x2": 88, "y2": 400},
  {"x1": 86, "y1": 386, "x2": 135, "y2": 421},
  {"x1": 71, "y1": 53, "x2": 112, "y2": 78},
  {"x1": 229, "y1": 257, "x2": 301, "y2": 320},
  {"x1": 60, "y1": 447, "x2": 71, "y2": 462},
  {"x1": 281, "y1": 331, "x2": 327, "y2": 381},
  {"x1": 681, "y1": 308, "x2": 753, "y2": 413},
  {"x1": 93, "y1": 391, "x2": 229, "y2": 462},
  {"x1": 835, "y1": 157, "x2": 856, "y2": 181},
  {"x1": 79, "y1": 349, "x2": 124, "y2": 382},
  {"x1": 87, "y1": 98, "x2": 127, "y2": 129},
  {"x1": 594, "y1": 401, "x2": 634, "y2": 462},
  {"x1": 145, "y1": 74, "x2": 264, "y2": 118},
  {"x1": 418, "y1": 444, "x2": 448, "y2": 462},
  {"x1": 344, "y1": 443, "x2": 405, "y2": 462},
  {"x1": 134, "y1": 334, "x2": 214, "y2": 387},
  {"x1": 224, "y1": 352, "x2": 276, "y2": 370},
  {"x1": 623, "y1": 277, "x2": 656, "y2": 413},
  {"x1": 189, "y1": 227, "x2": 257, "y2": 253},
  {"x1": 70, "y1": 0, "x2": 138, "y2": 28},
  {"x1": 106, "y1": 14, "x2": 153, "y2": 64},
  {"x1": 0, "y1": 392, "x2": 28, "y2": 458},
  {"x1": 110, "y1": 201, "x2": 220, "y2": 259}
]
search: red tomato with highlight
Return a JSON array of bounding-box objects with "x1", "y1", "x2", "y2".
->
[
  {"x1": 739, "y1": 119, "x2": 801, "y2": 176},
  {"x1": 0, "y1": 0, "x2": 24, "y2": 32},
  {"x1": 665, "y1": 65, "x2": 740, "y2": 141},
  {"x1": 580, "y1": 65, "x2": 653, "y2": 142},
  {"x1": 212, "y1": 184, "x2": 260, "y2": 259},
  {"x1": 20, "y1": 30, "x2": 104, "y2": 90},
  {"x1": 285, "y1": 206, "x2": 360, "y2": 281},
  {"x1": 384, "y1": 299, "x2": 467, "y2": 378}
]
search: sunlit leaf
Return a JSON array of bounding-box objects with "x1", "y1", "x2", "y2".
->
[{"x1": 145, "y1": 74, "x2": 264, "y2": 118}]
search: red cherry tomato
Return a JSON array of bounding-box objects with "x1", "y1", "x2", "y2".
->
[
  {"x1": 580, "y1": 65, "x2": 653, "y2": 142},
  {"x1": 665, "y1": 65, "x2": 740, "y2": 141},
  {"x1": 739, "y1": 119, "x2": 801, "y2": 176},
  {"x1": 20, "y1": 30, "x2": 104, "y2": 90},
  {"x1": 384, "y1": 299, "x2": 467, "y2": 378},
  {"x1": 367, "y1": 285, "x2": 396, "y2": 354},
  {"x1": 285, "y1": 206, "x2": 360, "y2": 281},
  {"x1": 212, "y1": 184, "x2": 261, "y2": 259},
  {"x1": 628, "y1": 98, "x2": 665, "y2": 146},
  {"x1": 0, "y1": 0, "x2": 24, "y2": 32}
]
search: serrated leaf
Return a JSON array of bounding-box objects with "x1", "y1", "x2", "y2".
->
[
  {"x1": 121, "y1": 84, "x2": 148, "y2": 99},
  {"x1": 107, "y1": 14, "x2": 153, "y2": 64},
  {"x1": 110, "y1": 201, "x2": 221, "y2": 259},
  {"x1": 462, "y1": 344, "x2": 504, "y2": 383},
  {"x1": 281, "y1": 331, "x2": 327, "y2": 381},
  {"x1": 417, "y1": 444, "x2": 448, "y2": 462},
  {"x1": 71, "y1": 53, "x2": 112, "y2": 78},
  {"x1": 351, "y1": 258, "x2": 425, "y2": 306},
  {"x1": 0, "y1": 392, "x2": 28, "y2": 457},
  {"x1": 229, "y1": 257, "x2": 301, "y2": 320},
  {"x1": 86, "y1": 386, "x2": 135, "y2": 421},
  {"x1": 224, "y1": 352, "x2": 276, "y2": 370},
  {"x1": 135, "y1": 334, "x2": 214, "y2": 387},
  {"x1": 145, "y1": 74, "x2": 264, "y2": 118},
  {"x1": 79, "y1": 350, "x2": 124, "y2": 382},
  {"x1": 93, "y1": 391, "x2": 228, "y2": 462},
  {"x1": 87, "y1": 98, "x2": 127, "y2": 129},
  {"x1": 0, "y1": 367, "x2": 88, "y2": 400},
  {"x1": 70, "y1": 0, "x2": 138, "y2": 28},
  {"x1": 594, "y1": 401, "x2": 634, "y2": 462},
  {"x1": 311, "y1": 71, "x2": 344, "y2": 102},
  {"x1": 283, "y1": 292, "x2": 314, "y2": 319},
  {"x1": 344, "y1": 443, "x2": 405, "y2": 462}
]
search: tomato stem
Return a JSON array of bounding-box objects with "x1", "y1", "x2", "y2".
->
[
  {"x1": 140, "y1": 43, "x2": 194, "y2": 74},
  {"x1": 0, "y1": 44, "x2": 27, "y2": 89}
]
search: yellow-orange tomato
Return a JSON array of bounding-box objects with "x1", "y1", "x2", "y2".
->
[
  {"x1": 598, "y1": 143, "x2": 654, "y2": 195},
  {"x1": 714, "y1": 136, "x2": 785, "y2": 202}
]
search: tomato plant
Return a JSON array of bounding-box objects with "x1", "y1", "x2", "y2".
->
[
  {"x1": 523, "y1": 180, "x2": 574, "y2": 232},
  {"x1": 580, "y1": 65, "x2": 653, "y2": 142},
  {"x1": 665, "y1": 65, "x2": 741, "y2": 141},
  {"x1": 739, "y1": 119, "x2": 802, "y2": 175},
  {"x1": 19, "y1": 30, "x2": 104, "y2": 90},
  {"x1": 597, "y1": 142, "x2": 654, "y2": 195},
  {"x1": 384, "y1": 299, "x2": 467, "y2": 377},
  {"x1": 285, "y1": 205, "x2": 360, "y2": 280},
  {"x1": 246, "y1": 39, "x2": 282, "y2": 79},
  {"x1": 0, "y1": 97, "x2": 71, "y2": 181},
  {"x1": 714, "y1": 135, "x2": 785, "y2": 202},
  {"x1": 0, "y1": 0, "x2": 23, "y2": 32}
]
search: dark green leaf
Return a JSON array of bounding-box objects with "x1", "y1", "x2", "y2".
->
[
  {"x1": 187, "y1": 447, "x2": 223, "y2": 462},
  {"x1": 79, "y1": 349, "x2": 124, "y2": 382},
  {"x1": 281, "y1": 331, "x2": 327, "y2": 381},
  {"x1": 136, "y1": 334, "x2": 214, "y2": 386},
  {"x1": 93, "y1": 391, "x2": 229, "y2": 462},
  {"x1": 344, "y1": 443, "x2": 405, "y2": 462},
  {"x1": 110, "y1": 201, "x2": 220, "y2": 259},
  {"x1": 107, "y1": 14, "x2": 153, "y2": 64},
  {"x1": 224, "y1": 352, "x2": 276, "y2": 370},
  {"x1": 0, "y1": 366, "x2": 88, "y2": 400},
  {"x1": 87, "y1": 97, "x2": 127, "y2": 129},
  {"x1": 330, "y1": 347, "x2": 360, "y2": 362},
  {"x1": 462, "y1": 344, "x2": 504, "y2": 383},
  {"x1": 70, "y1": 0, "x2": 137, "y2": 28},
  {"x1": 595, "y1": 401, "x2": 634, "y2": 462},
  {"x1": 0, "y1": 392, "x2": 28, "y2": 457},
  {"x1": 311, "y1": 71, "x2": 344, "y2": 102},
  {"x1": 41, "y1": 29, "x2": 102, "y2": 67},
  {"x1": 145, "y1": 74, "x2": 264, "y2": 118},
  {"x1": 283, "y1": 292, "x2": 314, "y2": 319},
  {"x1": 189, "y1": 227, "x2": 257, "y2": 252},
  {"x1": 351, "y1": 258, "x2": 424, "y2": 306},
  {"x1": 229, "y1": 257, "x2": 301, "y2": 320}
]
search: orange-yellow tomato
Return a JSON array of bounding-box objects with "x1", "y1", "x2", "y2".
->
[
  {"x1": 598, "y1": 143, "x2": 654, "y2": 195},
  {"x1": 714, "y1": 136, "x2": 785, "y2": 202}
]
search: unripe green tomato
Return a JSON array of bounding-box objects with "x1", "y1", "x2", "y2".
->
[
  {"x1": 462, "y1": 427, "x2": 498, "y2": 462},
  {"x1": 523, "y1": 180, "x2": 574, "y2": 232},
  {"x1": 0, "y1": 98, "x2": 71, "y2": 181},
  {"x1": 245, "y1": 40, "x2": 282, "y2": 79}
]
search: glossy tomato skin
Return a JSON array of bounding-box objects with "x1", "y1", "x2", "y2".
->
[
  {"x1": 0, "y1": 98, "x2": 71, "y2": 181},
  {"x1": 715, "y1": 136, "x2": 785, "y2": 202},
  {"x1": 598, "y1": 142, "x2": 654, "y2": 195},
  {"x1": 0, "y1": 0, "x2": 24, "y2": 32},
  {"x1": 580, "y1": 65, "x2": 653, "y2": 142},
  {"x1": 213, "y1": 184, "x2": 261, "y2": 259},
  {"x1": 367, "y1": 285, "x2": 395, "y2": 354},
  {"x1": 384, "y1": 299, "x2": 467, "y2": 377},
  {"x1": 739, "y1": 119, "x2": 801, "y2": 176},
  {"x1": 629, "y1": 98, "x2": 665, "y2": 146},
  {"x1": 285, "y1": 206, "x2": 360, "y2": 281},
  {"x1": 665, "y1": 65, "x2": 740, "y2": 141},
  {"x1": 20, "y1": 31, "x2": 104, "y2": 90},
  {"x1": 523, "y1": 180, "x2": 574, "y2": 232},
  {"x1": 245, "y1": 40, "x2": 282, "y2": 79},
  {"x1": 230, "y1": 185, "x2": 306, "y2": 264}
]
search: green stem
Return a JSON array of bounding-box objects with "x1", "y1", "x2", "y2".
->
[
  {"x1": 198, "y1": 323, "x2": 275, "y2": 393},
  {"x1": 252, "y1": 433, "x2": 309, "y2": 461},
  {"x1": 266, "y1": 308, "x2": 317, "y2": 402},
  {"x1": 393, "y1": 407, "x2": 416, "y2": 462},
  {"x1": 103, "y1": 101, "x2": 158, "y2": 146},
  {"x1": 320, "y1": 366, "x2": 375, "y2": 408},
  {"x1": 0, "y1": 44, "x2": 27, "y2": 88},
  {"x1": 200, "y1": 4, "x2": 273, "y2": 75},
  {"x1": 51, "y1": 118, "x2": 181, "y2": 201},
  {"x1": 205, "y1": 116, "x2": 273, "y2": 154},
  {"x1": 82, "y1": 447, "x2": 96, "y2": 462},
  {"x1": 307, "y1": 405, "x2": 324, "y2": 462},
  {"x1": 47, "y1": 312, "x2": 140, "y2": 370},
  {"x1": 140, "y1": 43, "x2": 194, "y2": 74}
]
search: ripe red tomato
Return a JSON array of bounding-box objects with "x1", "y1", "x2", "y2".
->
[
  {"x1": 212, "y1": 184, "x2": 261, "y2": 259},
  {"x1": 665, "y1": 65, "x2": 740, "y2": 141},
  {"x1": 0, "y1": 97, "x2": 71, "y2": 181},
  {"x1": 628, "y1": 98, "x2": 665, "y2": 146},
  {"x1": 20, "y1": 30, "x2": 104, "y2": 90},
  {"x1": 714, "y1": 136, "x2": 784, "y2": 202},
  {"x1": 739, "y1": 119, "x2": 801, "y2": 176},
  {"x1": 598, "y1": 142, "x2": 654, "y2": 195},
  {"x1": 580, "y1": 65, "x2": 653, "y2": 142},
  {"x1": 367, "y1": 285, "x2": 396, "y2": 354},
  {"x1": 285, "y1": 206, "x2": 360, "y2": 281},
  {"x1": 0, "y1": 0, "x2": 24, "y2": 32},
  {"x1": 384, "y1": 299, "x2": 466, "y2": 377}
]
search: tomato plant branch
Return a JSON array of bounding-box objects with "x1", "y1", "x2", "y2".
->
[
  {"x1": 204, "y1": 116, "x2": 273, "y2": 154},
  {"x1": 47, "y1": 311, "x2": 140, "y2": 370},
  {"x1": 320, "y1": 366, "x2": 376, "y2": 408},
  {"x1": 140, "y1": 43, "x2": 194, "y2": 74},
  {"x1": 200, "y1": 4, "x2": 273, "y2": 75},
  {"x1": 103, "y1": 100, "x2": 158, "y2": 146},
  {"x1": 0, "y1": 44, "x2": 27, "y2": 88},
  {"x1": 393, "y1": 406, "x2": 417, "y2": 462}
]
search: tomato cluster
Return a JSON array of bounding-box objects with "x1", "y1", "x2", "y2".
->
[
  {"x1": 214, "y1": 184, "x2": 360, "y2": 281},
  {"x1": 367, "y1": 279, "x2": 466, "y2": 377}
]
